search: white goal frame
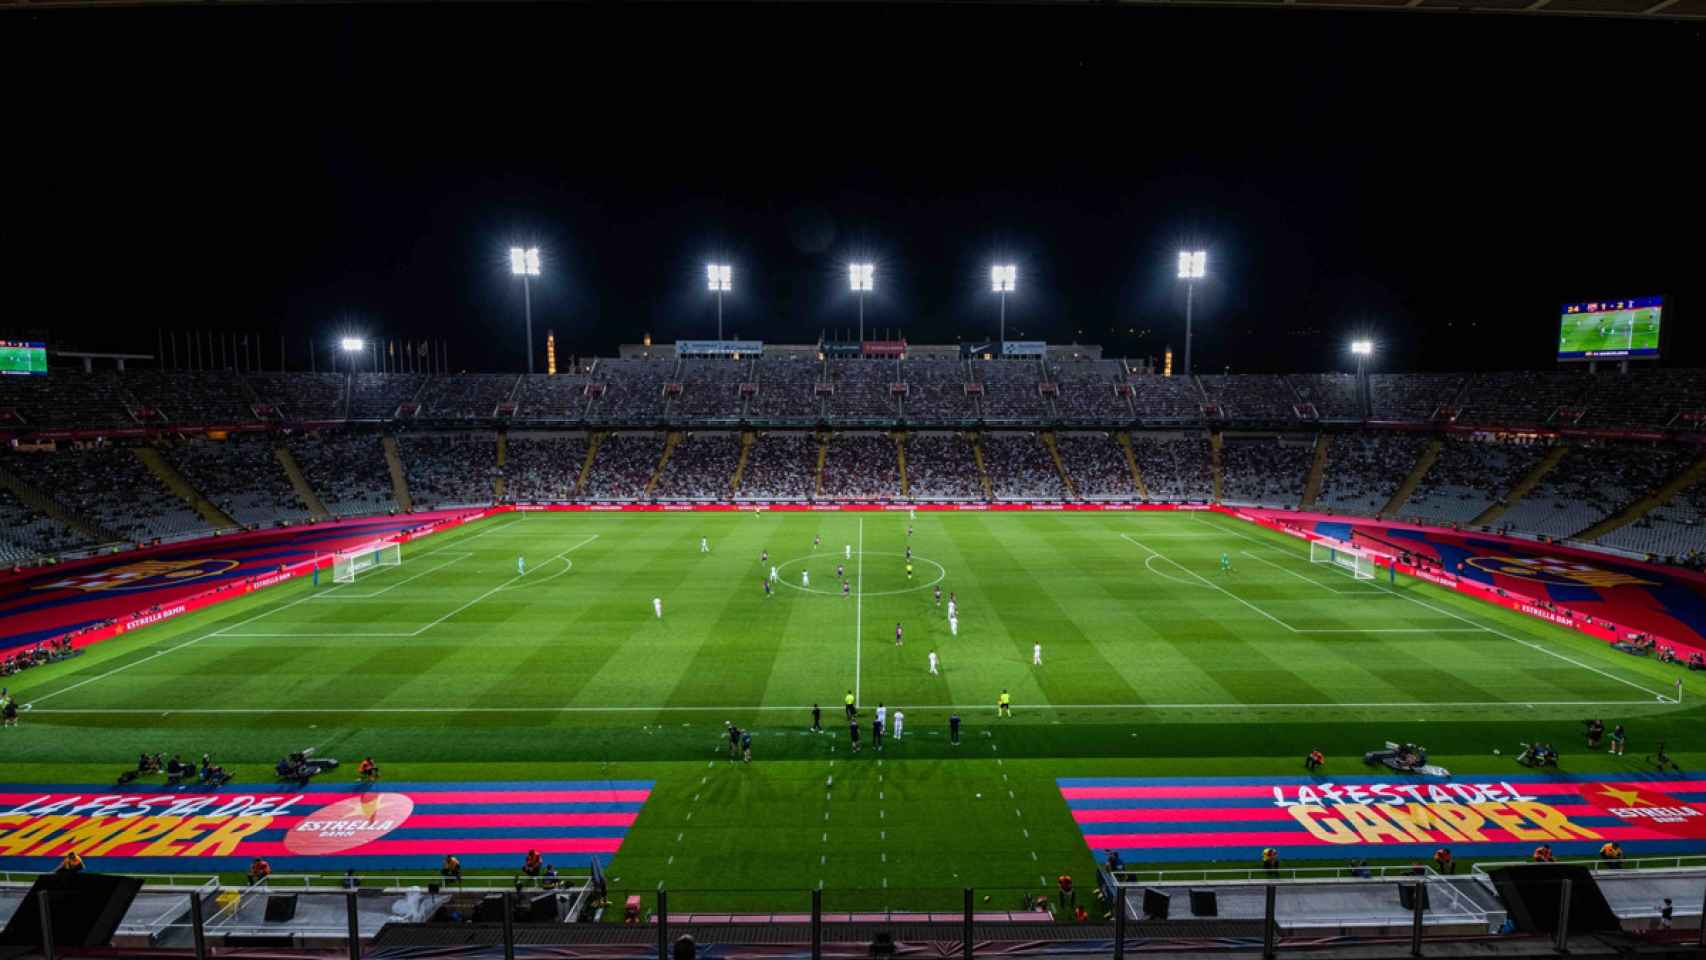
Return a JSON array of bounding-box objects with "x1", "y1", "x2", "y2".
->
[
  {"x1": 1309, "y1": 539, "x2": 1376, "y2": 580},
  {"x1": 332, "y1": 541, "x2": 402, "y2": 584}
]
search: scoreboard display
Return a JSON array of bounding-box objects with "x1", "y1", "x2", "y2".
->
[
  {"x1": 1558, "y1": 296, "x2": 1663, "y2": 361},
  {"x1": 0, "y1": 340, "x2": 47, "y2": 376}
]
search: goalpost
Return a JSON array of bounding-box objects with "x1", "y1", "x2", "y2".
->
[
  {"x1": 332, "y1": 541, "x2": 402, "y2": 584},
  {"x1": 1309, "y1": 538, "x2": 1376, "y2": 581}
]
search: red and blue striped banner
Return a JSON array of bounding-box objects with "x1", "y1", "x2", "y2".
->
[
  {"x1": 0, "y1": 780, "x2": 652, "y2": 873},
  {"x1": 1061, "y1": 773, "x2": 1706, "y2": 863}
]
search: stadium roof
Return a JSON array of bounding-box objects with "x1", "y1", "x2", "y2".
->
[{"x1": 0, "y1": 0, "x2": 1699, "y2": 17}]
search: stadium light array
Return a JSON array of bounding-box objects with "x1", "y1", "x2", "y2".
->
[
  {"x1": 849, "y1": 263, "x2": 874, "y2": 292},
  {"x1": 707, "y1": 263, "x2": 733, "y2": 292},
  {"x1": 509, "y1": 247, "x2": 541, "y2": 277},
  {"x1": 1177, "y1": 250, "x2": 1207, "y2": 280},
  {"x1": 340, "y1": 337, "x2": 366, "y2": 352},
  {"x1": 1350, "y1": 339, "x2": 1373, "y2": 356},
  {"x1": 990, "y1": 264, "x2": 1017, "y2": 293}
]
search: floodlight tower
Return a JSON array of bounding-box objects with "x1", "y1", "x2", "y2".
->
[
  {"x1": 990, "y1": 264, "x2": 1017, "y2": 344},
  {"x1": 1177, "y1": 250, "x2": 1207, "y2": 378},
  {"x1": 707, "y1": 264, "x2": 733, "y2": 342},
  {"x1": 1350, "y1": 339, "x2": 1374, "y2": 415},
  {"x1": 340, "y1": 337, "x2": 372, "y2": 374},
  {"x1": 509, "y1": 247, "x2": 541, "y2": 374},
  {"x1": 849, "y1": 263, "x2": 875, "y2": 344}
]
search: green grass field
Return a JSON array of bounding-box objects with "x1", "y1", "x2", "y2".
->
[
  {"x1": 6, "y1": 511, "x2": 1703, "y2": 907},
  {"x1": 1558, "y1": 307, "x2": 1660, "y2": 356}
]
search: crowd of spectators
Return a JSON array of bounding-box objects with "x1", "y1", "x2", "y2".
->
[
  {"x1": 587, "y1": 361, "x2": 671, "y2": 419},
  {"x1": 350, "y1": 374, "x2": 427, "y2": 419},
  {"x1": 1369, "y1": 374, "x2": 1465, "y2": 422},
  {"x1": 167, "y1": 437, "x2": 309, "y2": 526},
  {"x1": 976, "y1": 360, "x2": 1050, "y2": 419},
  {"x1": 503, "y1": 434, "x2": 588, "y2": 501},
  {"x1": 750, "y1": 358, "x2": 824, "y2": 421},
  {"x1": 418, "y1": 375, "x2": 522, "y2": 420},
  {"x1": 125, "y1": 371, "x2": 255, "y2": 423},
  {"x1": 1499, "y1": 441, "x2": 1694, "y2": 539},
  {"x1": 399, "y1": 434, "x2": 497, "y2": 507},
  {"x1": 1457, "y1": 371, "x2": 1591, "y2": 427},
  {"x1": 1580, "y1": 368, "x2": 1706, "y2": 429},
  {"x1": 903, "y1": 433, "x2": 983, "y2": 500},
  {"x1": 1601, "y1": 473, "x2": 1706, "y2": 564},
  {"x1": 1128, "y1": 434, "x2": 1212, "y2": 501},
  {"x1": 581, "y1": 433, "x2": 665, "y2": 499},
  {"x1": 1197, "y1": 375, "x2": 1296, "y2": 421},
  {"x1": 826, "y1": 360, "x2": 900, "y2": 420},
  {"x1": 1050, "y1": 361, "x2": 1132, "y2": 420},
  {"x1": 1403, "y1": 438, "x2": 1546, "y2": 525},
  {"x1": 1219, "y1": 436, "x2": 1314, "y2": 508},
  {"x1": 0, "y1": 370, "x2": 132, "y2": 429},
  {"x1": 983, "y1": 433, "x2": 1067, "y2": 500},
  {"x1": 738, "y1": 432, "x2": 819, "y2": 499},
  {"x1": 1057, "y1": 433, "x2": 1138, "y2": 499},
  {"x1": 1127, "y1": 375, "x2": 1203, "y2": 421},
  {"x1": 652, "y1": 432, "x2": 741, "y2": 499},
  {"x1": 248, "y1": 373, "x2": 346, "y2": 420},
  {"x1": 0, "y1": 486, "x2": 91, "y2": 564},
  {"x1": 287, "y1": 433, "x2": 395, "y2": 516},
  {"x1": 5, "y1": 445, "x2": 211, "y2": 542},
  {"x1": 1288, "y1": 374, "x2": 1361, "y2": 419},
  {"x1": 673, "y1": 361, "x2": 750, "y2": 419},
  {"x1": 820, "y1": 433, "x2": 900, "y2": 500},
  {"x1": 516, "y1": 374, "x2": 591, "y2": 420},
  {"x1": 1313, "y1": 434, "x2": 1431, "y2": 516},
  {"x1": 902, "y1": 359, "x2": 980, "y2": 421}
]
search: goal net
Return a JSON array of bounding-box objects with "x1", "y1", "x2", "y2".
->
[
  {"x1": 1309, "y1": 539, "x2": 1376, "y2": 580},
  {"x1": 332, "y1": 541, "x2": 402, "y2": 584}
]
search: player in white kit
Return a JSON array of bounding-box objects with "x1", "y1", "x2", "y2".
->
[
  {"x1": 517, "y1": 556, "x2": 526, "y2": 576},
  {"x1": 845, "y1": 544, "x2": 852, "y2": 560},
  {"x1": 947, "y1": 598, "x2": 957, "y2": 620},
  {"x1": 769, "y1": 566, "x2": 779, "y2": 582},
  {"x1": 892, "y1": 709, "x2": 904, "y2": 740},
  {"x1": 1033, "y1": 643, "x2": 1042, "y2": 666},
  {"x1": 875, "y1": 704, "x2": 887, "y2": 731},
  {"x1": 928, "y1": 650, "x2": 939, "y2": 675},
  {"x1": 700, "y1": 537, "x2": 709, "y2": 553},
  {"x1": 949, "y1": 615, "x2": 958, "y2": 637},
  {"x1": 802, "y1": 570, "x2": 810, "y2": 587},
  {"x1": 653, "y1": 597, "x2": 663, "y2": 618}
]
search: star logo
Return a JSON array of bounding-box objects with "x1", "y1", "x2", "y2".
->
[{"x1": 1597, "y1": 786, "x2": 1652, "y2": 807}]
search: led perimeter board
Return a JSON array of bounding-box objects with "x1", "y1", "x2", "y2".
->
[
  {"x1": 1558, "y1": 296, "x2": 1663, "y2": 361},
  {"x1": 0, "y1": 341, "x2": 47, "y2": 376}
]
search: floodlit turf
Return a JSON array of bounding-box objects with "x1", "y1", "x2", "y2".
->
[
  {"x1": 6, "y1": 510, "x2": 1704, "y2": 902},
  {"x1": 1558, "y1": 307, "x2": 1660, "y2": 356}
]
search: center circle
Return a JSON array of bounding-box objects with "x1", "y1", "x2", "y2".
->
[{"x1": 774, "y1": 551, "x2": 946, "y2": 597}]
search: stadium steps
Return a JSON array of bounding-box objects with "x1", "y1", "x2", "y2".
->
[
  {"x1": 971, "y1": 432, "x2": 995, "y2": 500},
  {"x1": 1299, "y1": 435, "x2": 1331, "y2": 509},
  {"x1": 894, "y1": 432, "x2": 910, "y2": 498},
  {"x1": 645, "y1": 432, "x2": 682, "y2": 498},
  {"x1": 1573, "y1": 452, "x2": 1706, "y2": 542},
  {"x1": 813, "y1": 432, "x2": 828, "y2": 497},
  {"x1": 135, "y1": 445, "x2": 235, "y2": 529},
  {"x1": 382, "y1": 436, "x2": 415, "y2": 512},
  {"x1": 0, "y1": 463, "x2": 119, "y2": 543},
  {"x1": 1210, "y1": 431, "x2": 1224, "y2": 501},
  {"x1": 574, "y1": 433, "x2": 604, "y2": 497},
  {"x1": 730, "y1": 431, "x2": 755, "y2": 492},
  {"x1": 494, "y1": 433, "x2": 507, "y2": 501},
  {"x1": 1472, "y1": 443, "x2": 1570, "y2": 527},
  {"x1": 1041, "y1": 431, "x2": 1079, "y2": 498},
  {"x1": 275, "y1": 445, "x2": 331, "y2": 520},
  {"x1": 1113, "y1": 432, "x2": 1148, "y2": 498},
  {"x1": 1378, "y1": 437, "x2": 1442, "y2": 519}
]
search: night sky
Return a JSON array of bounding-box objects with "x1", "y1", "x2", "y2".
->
[{"x1": 5, "y1": 4, "x2": 1700, "y2": 375}]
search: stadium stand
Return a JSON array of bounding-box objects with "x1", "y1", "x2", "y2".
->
[
  {"x1": 673, "y1": 360, "x2": 750, "y2": 419},
  {"x1": 1128, "y1": 433, "x2": 1213, "y2": 501},
  {"x1": 1057, "y1": 432, "x2": 1139, "y2": 500},
  {"x1": 1456, "y1": 370, "x2": 1592, "y2": 427},
  {"x1": 1220, "y1": 435, "x2": 1314, "y2": 508},
  {"x1": 982, "y1": 432, "x2": 1068, "y2": 501},
  {"x1": 0, "y1": 370, "x2": 131, "y2": 429},
  {"x1": 1127, "y1": 375, "x2": 1203, "y2": 422},
  {"x1": 1581, "y1": 367, "x2": 1706, "y2": 429},
  {"x1": 1600, "y1": 473, "x2": 1706, "y2": 564},
  {"x1": 902, "y1": 358, "x2": 980, "y2": 421},
  {"x1": 287, "y1": 433, "x2": 395, "y2": 517},
  {"x1": 399, "y1": 434, "x2": 496, "y2": 507},
  {"x1": 588, "y1": 360, "x2": 672, "y2": 419},
  {"x1": 652, "y1": 432, "x2": 741, "y2": 499},
  {"x1": 582, "y1": 432, "x2": 665, "y2": 499},
  {"x1": 4, "y1": 446, "x2": 210, "y2": 542},
  {"x1": 123, "y1": 371, "x2": 256, "y2": 424},
  {"x1": 1050, "y1": 360, "x2": 1133, "y2": 420},
  {"x1": 750, "y1": 357, "x2": 824, "y2": 422},
  {"x1": 826, "y1": 359, "x2": 900, "y2": 421},
  {"x1": 1313, "y1": 433, "x2": 1431, "y2": 516},
  {"x1": 247, "y1": 373, "x2": 346, "y2": 421},
  {"x1": 1197, "y1": 374, "x2": 1296, "y2": 422},
  {"x1": 1497, "y1": 441, "x2": 1694, "y2": 539},
  {"x1": 976, "y1": 360, "x2": 1049, "y2": 420},
  {"x1": 417, "y1": 375, "x2": 521, "y2": 420},
  {"x1": 1369, "y1": 373, "x2": 1465, "y2": 422},
  {"x1": 503, "y1": 434, "x2": 588, "y2": 501},
  {"x1": 820, "y1": 432, "x2": 900, "y2": 500},
  {"x1": 0, "y1": 484, "x2": 93, "y2": 563},
  {"x1": 1287, "y1": 374, "x2": 1361, "y2": 420},
  {"x1": 167, "y1": 437, "x2": 311, "y2": 526},
  {"x1": 351, "y1": 374, "x2": 427, "y2": 420},
  {"x1": 738, "y1": 432, "x2": 819, "y2": 500},
  {"x1": 517, "y1": 373, "x2": 590, "y2": 420},
  {"x1": 903, "y1": 433, "x2": 983, "y2": 500},
  {"x1": 1403, "y1": 438, "x2": 1548, "y2": 525}
]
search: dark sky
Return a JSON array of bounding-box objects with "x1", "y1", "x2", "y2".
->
[{"x1": 5, "y1": 3, "x2": 1700, "y2": 375}]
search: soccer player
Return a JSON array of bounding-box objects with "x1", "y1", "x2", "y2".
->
[
  {"x1": 814, "y1": 534, "x2": 822, "y2": 549},
  {"x1": 653, "y1": 597, "x2": 663, "y2": 619},
  {"x1": 907, "y1": 524, "x2": 913, "y2": 538},
  {"x1": 845, "y1": 544, "x2": 852, "y2": 560},
  {"x1": 1220, "y1": 552, "x2": 1233, "y2": 575},
  {"x1": 998, "y1": 690, "x2": 1012, "y2": 717},
  {"x1": 948, "y1": 614, "x2": 958, "y2": 637},
  {"x1": 875, "y1": 703, "x2": 887, "y2": 731},
  {"x1": 802, "y1": 570, "x2": 810, "y2": 588},
  {"x1": 872, "y1": 713, "x2": 884, "y2": 750},
  {"x1": 895, "y1": 622, "x2": 903, "y2": 646},
  {"x1": 905, "y1": 561, "x2": 913, "y2": 580},
  {"x1": 1033, "y1": 642, "x2": 1042, "y2": 666},
  {"x1": 842, "y1": 580, "x2": 851, "y2": 599},
  {"x1": 928, "y1": 650, "x2": 939, "y2": 675},
  {"x1": 844, "y1": 690, "x2": 856, "y2": 720},
  {"x1": 763, "y1": 578, "x2": 772, "y2": 598},
  {"x1": 518, "y1": 556, "x2": 526, "y2": 576},
  {"x1": 811, "y1": 703, "x2": 822, "y2": 732},
  {"x1": 892, "y1": 709, "x2": 904, "y2": 740},
  {"x1": 726, "y1": 723, "x2": 741, "y2": 760},
  {"x1": 836, "y1": 563, "x2": 845, "y2": 579},
  {"x1": 700, "y1": 537, "x2": 709, "y2": 553},
  {"x1": 933, "y1": 585, "x2": 942, "y2": 607},
  {"x1": 905, "y1": 545, "x2": 911, "y2": 560},
  {"x1": 909, "y1": 507, "x2": 915, "y2": 521},
  {"x1": 741, "y1": 729, "x2": 753, "y2": 763},
  {"x1": 848, "y1": 718, "x2": 862, "y2": 753},
  {"x1": 769, "y1": 565, "x2": 779, "y2": 582},
  {"x1": 761, "y1": 549, "x2": 769, "y2": 565},
  {"x1": 949, "y1": 712, "x2": 961, "y2": 745}
]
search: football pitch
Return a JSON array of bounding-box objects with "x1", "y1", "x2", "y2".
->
[{"x1": 6, "y1": 510, "x2": 1700, "y2": 902}]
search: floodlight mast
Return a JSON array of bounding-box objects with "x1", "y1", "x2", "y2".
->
[
  {"x1": 707, "y1": 264, "x2": 732, "y2": 342},
  {"x1": 1177, "y1": 250, "x2": 1206, "y2": 377},
  {"x1": 850, "y1": 263, "x2": 874, "y2": 344},
  {"x1": 990, "y1": 264, "x2": 1016, "y2": 345},
  {"x1": 1350, "y1": 339, "x2": 1375, "y2": 413},
  {"x1": 510, "y1": 247, "x2": 541, "y2": 374}
]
